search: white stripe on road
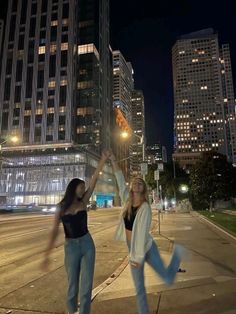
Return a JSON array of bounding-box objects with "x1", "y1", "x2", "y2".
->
[{"x1": 1, "y1": 228, "x2": 48, "y2": 240}]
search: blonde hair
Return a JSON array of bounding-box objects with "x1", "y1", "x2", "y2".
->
[{"x1": 123, "y1": 177, "x2": 150, "y2": 219}]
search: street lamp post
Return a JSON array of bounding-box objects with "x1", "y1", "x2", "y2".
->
[{"x1": 120, "y1": 131, "x2": 146, "y2": 180}]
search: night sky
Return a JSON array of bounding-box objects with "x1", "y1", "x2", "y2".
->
[
  {"x1": 110, "y1": 0, "x2": 236, "y2": 157},
  {"x1": 1, "y1": 1, "x2": 236, "y2": 158}
]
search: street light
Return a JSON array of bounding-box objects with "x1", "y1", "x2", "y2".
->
[
  {"x1": 120, "y1": 131, "x2": 129, "y2": 139},
  {"x1": 0, "y1": 136, "x2": 20, "y2": 169},
  {"x1": 120, "y1": 131, "x2": 146, "y2": 179},
  {"x1": 179, "y1": 184, "x2": 189, "y2": 194},
  {"x1": 0, "y1": 135, "x2": 19, "y2": 147}
]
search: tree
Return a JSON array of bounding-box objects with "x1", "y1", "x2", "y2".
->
[
  {"x1": 146, "y1": 162, "x2": 189, "y2": 201},
  {"x1": 189, "y1": 152, "x2": 236, "y2": 210}
]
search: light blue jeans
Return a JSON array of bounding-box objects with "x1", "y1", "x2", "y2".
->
[
  {"x1": 127, "y1": 240, "x2": 181, "y2": 314},
  {"x1": 64, "y1": 232, "x2": 95, "y2": 314}
]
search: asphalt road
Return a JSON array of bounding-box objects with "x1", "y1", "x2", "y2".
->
[{"x1": 0, "y1": 208, "x2": 127, "y2": 314}]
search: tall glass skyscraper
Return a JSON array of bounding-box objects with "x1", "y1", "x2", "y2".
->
[{"x1": 0, "y1": 0, "x2": 114, "y2": 205}]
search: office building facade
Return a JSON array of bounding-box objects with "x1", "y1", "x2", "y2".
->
[
  {"x1": 0, "y1": 0, "x2": 115, "y2": 205},
  {"x1": 172, "y1": 29, "x2": 236, "y2": 168},
  {"x1": 130, "y1": 90, "x2": 145, "y2": 176},
  {"x1": 112, "y1": 50, "x2": 134, "y2": 179}
]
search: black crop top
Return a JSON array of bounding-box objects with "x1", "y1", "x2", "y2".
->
[
  {"x1": 123, "y1": 206, "x2": 139, "y2": 231},
  {"x1": 61, "y1": 210, "x2": 88, "y2": 238}
]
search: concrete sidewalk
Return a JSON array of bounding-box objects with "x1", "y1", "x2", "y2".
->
[{"x1": 91, "y1": 212, "x2": 236, "y2": 314}]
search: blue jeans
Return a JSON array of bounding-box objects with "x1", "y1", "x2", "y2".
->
[
  {"x1": 127, "y1": 240, "x2": 181, "y2": 314},
  {"x1": 64, "y1": 232, "x2": 95, "y2": 314}
]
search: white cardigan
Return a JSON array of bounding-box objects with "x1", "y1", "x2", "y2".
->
[{"x1": 114, "y1": 170, "x2": 153, "y2": 264}]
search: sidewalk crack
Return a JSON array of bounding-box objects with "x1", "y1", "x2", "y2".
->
[{"x1": 156, "y1": 293, "x2": 162, "y2": 314}]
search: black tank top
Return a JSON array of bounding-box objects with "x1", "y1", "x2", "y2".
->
[
  {"x1": 123, "y1": 206, "x2": 139, "y2": 231},
  {"x1": 61, "y1": 210, "x2": 88, "y2": 238}
]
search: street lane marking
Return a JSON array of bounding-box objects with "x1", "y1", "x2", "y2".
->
[{"x1": 0, "y1": 228, "x2": 48, "y2": 240}]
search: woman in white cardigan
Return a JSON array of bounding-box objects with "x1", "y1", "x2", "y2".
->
[{"x1": 110, "y1": 152, "x2": 184, "y2": 314}]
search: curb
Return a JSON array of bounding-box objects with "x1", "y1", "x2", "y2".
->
[{"x1": 193, "y1": 211, "x2": 236, "y2": 241}]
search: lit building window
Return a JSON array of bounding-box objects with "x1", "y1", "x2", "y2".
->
[
  {"x1": 224, "y1": 98, "x2": 228, "y2": 102},
  {"x1": 192, "y1": 58, "x2": 199, "y2": 63},
  {"x1": 182, "y1": 99, "x2": 188, "y2": 103},
  {"x1": 60, "y1": 80, "x2": 67, "y2": 86},
  {"x1": 77, "y1": 107, "x2": 94, "y2": 115},
  {"x1": 51, "y1": 20, "x2": 58, "y2": 26},
  {"x1": 50, "y1": 44, "x2": 57, "y2": 53},
  {"x1": 36, "y1": 109, "x2": 43, "y2": 114},
  {"x1": 61, "y1": 43, "x2": 68, "y2": 51},
  {"x1": 24, "y1": 110, "x2": 31, "y2": 116},
  {"x1": 59, "y1": 106, "x2": 66, "y2": 113},
  {"x1": 47, "y1": 108, "x2": 55, "y2": 113},
  {"x1": 200, "y1": 86, "x2": 208, "y2": 90},
  {"x1": 78, "y1": 81, "x2": 93, "y2": 90},
  {"x1": 38, "y1": 46, "x2": 46, "y2": 54},
  {"x1": 48, "y1": 81, "x2": 56, "y2": 88},
  {"x1": 62, "y1": 19, "x2": 69, "y2": 25},
  {"x1": 77, "y1": 126, "x2": 87, "y2": 134},
  {"x1": 78, "y1": 44, "x2": 99, "y2": 60}
]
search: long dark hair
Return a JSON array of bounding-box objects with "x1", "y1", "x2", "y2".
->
[{"x1": 58, "y1": 178, "x2": 85, "y2": 215}]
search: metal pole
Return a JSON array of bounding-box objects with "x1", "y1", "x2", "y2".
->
[
  {"x1": 173, "y1": 157, "x2": 177, "y2": 202},
  {"x1": 142, "y1": 136, "x2": 145, "y2": 181},
  {"x1": 155, "y1": 170, "x2": 160, "y2": 234},
  {"x1": 173, "y1": 158, "x2": 176, "y2": 179}
]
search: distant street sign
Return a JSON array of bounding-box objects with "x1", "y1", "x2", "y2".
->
[
  {"x1": 140, "y1": 162, "x2": 148, "y2": 175},
  {"x1": 158, "y1": 163, "x2": 164, "y2": 171},
  {"x1": 154, "y1": 170, "x2": 159, "y2": 180}
]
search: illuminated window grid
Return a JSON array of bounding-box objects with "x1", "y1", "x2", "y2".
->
[
  {"x1": 24, "y1": 110, "x2": 31, "y2": 116},
  {"x1": 77, "y1": 81, "x2": 93, "y2": 90},
  {"x1": 78, "y1": 44, "x2": 99, "y2": 60},
  {"x1": 48, "y1": 81, "x2": 56, "y2": 88},
  {"x1": 38, "y1": 46, "x2": 46, "y2": 54},
  {"x1": 36, "y1": 109, "x2": 43, "y2": 115},
  {"x1": 61, "y1": 43, "x2": 68, "y2": 51},
  {"x1": 51, "y1": 20, "x2": 58, "y2": 26},
  {"x1": 47, "y1": 108, "x2": 55, "y2": 113},
  {"x1": 77, "y1": 107, "x2": 93, "y2": 116},
  {"x1": 50, "y1": 44, "x2": 57, "y2": 53},
  {"x1": 59, "y1": 106, "x2": 66, "y2": 113},
  {"x1": 60, "y1": 80, "x2": 67, "y2": 86}
]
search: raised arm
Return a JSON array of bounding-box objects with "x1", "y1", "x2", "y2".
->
[
  {"x1": 110, "y1": 152, "x2": 129, "y2": 204},
  {"x1": 82, "y1": 151, "x2": 110, "y2": 205}
]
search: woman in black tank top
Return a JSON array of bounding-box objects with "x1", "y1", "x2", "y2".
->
[{"x1": 41, "y1": 151, "x2": 111, "y2": 314}]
